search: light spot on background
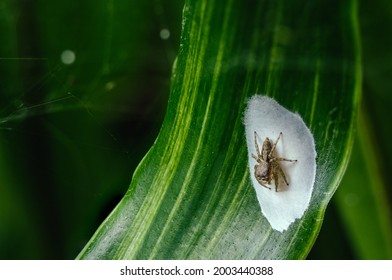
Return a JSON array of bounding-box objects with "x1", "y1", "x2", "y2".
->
[
  {"x1": 60, "y1": 50, "x2": 76, "y2": 65},
  {"x1": 159, "y1": 28, "x2": 170, "y2": 40},
  {"x1": 105, "y1": 82, "x2": 115, "y2": 91}
]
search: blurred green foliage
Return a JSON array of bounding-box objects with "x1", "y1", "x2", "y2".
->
[
  {"x1": 0, "y1": 0, "x2": 183, "y2": 259},
  {"x1": 0, "y1": 0, "x2": 391, "y2": 259}
]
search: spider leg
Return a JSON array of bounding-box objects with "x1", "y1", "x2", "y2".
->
[
  {"x1": 273, "y1": 168, "x2": 280, "y2": 192},
  {"x1": 259, "y1": 182, "x2": 271, "y2": 190},
  {"x1": 254, "y1": 131, "x2": 261, "y2": 158},
  {"x1": 269, "y1": 132, "x2": 282, "y2": 157},
  {"x1": 252, "y1": 153, "x2": 260, "y2": 162},
  {"x1": 275, "y1": 157, "x2": 297, "y2": 162},
  {"x1": 276, "y1": 164, "x2": 289, "y2": 186}
]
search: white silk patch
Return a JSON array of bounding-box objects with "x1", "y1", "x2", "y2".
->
[{"x1": 244, "y1": 95, "x2": 316, "y2": 232}]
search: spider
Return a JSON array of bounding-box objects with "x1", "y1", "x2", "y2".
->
[{"x1": 252, "y1": 131, "x2": 297, "y2": 192}]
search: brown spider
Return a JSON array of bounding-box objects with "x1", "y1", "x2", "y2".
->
[{"x1": 252, "y1": 131, "x2": 297, "y2": 192}]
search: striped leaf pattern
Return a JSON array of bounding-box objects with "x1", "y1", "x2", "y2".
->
[{"x1": 77, "y1": 0, "x2": 361, "y2": 259}]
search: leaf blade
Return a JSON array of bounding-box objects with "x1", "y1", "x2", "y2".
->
[{"x1": 78, "y1": 0, "x2": 361, "y2": 259}]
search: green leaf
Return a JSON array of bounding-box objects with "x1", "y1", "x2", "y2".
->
[{"x1": 77, "y1": 0, "x2": 361, "y2": 259}]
